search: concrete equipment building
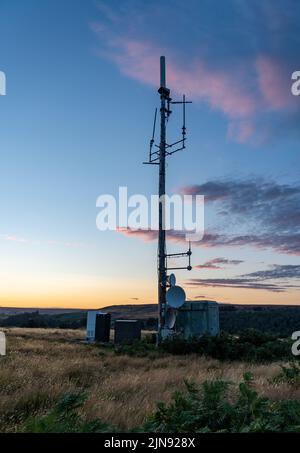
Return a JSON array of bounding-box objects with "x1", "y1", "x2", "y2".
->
[{"x1": 176, "y1": 301, "x2": 219, "y2": 338}]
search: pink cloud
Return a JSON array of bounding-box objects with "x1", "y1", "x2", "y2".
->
[
  {"x1": 91, "y1": 7, "x2": 299, "y2": 145},
  {"x1": 116, "y1": 228, "x2": 300, "y2": 256},
  {"x1": 3, "y1": 234, "x2": 28, "y2": 243},
  {"x1": 93, "y1": 32, "x2": 257, "y2": 119},
  {"x1": 116, "y1": 227, "x2": 158, "y2": 242},
  {"x1": 256, "y1": 56, "x2": 292, "y2": 110},
  {"x1": 116, "y1": 227, "x2": 219, "y2": 246},
  {"x1": 227, "y1": 120, "x2": 254, "y2": 143}
]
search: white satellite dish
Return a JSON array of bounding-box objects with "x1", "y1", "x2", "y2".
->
[
  {"x1": 168, "y1": 273, "x2": 176, "y2": 287},
  {"x1": 165, "y1": 307, "x2": 176, "y2": 329},
  {"x1": 166, "y1": 285, "x2": 186, "y2": 309}
]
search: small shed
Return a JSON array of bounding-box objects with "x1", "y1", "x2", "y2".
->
[
  {"x1": 86, "y1": 310, "x2": 110, "y2": 342},
  {"x1": 0, "y1": 331, "x2": 6, "y2": 356},
  {"x1": 114, "y1": 320, "x2": 141, "y2": 344}
]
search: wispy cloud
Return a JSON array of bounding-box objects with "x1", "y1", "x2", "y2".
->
[
  {"x1": 116, "y1": 176, "x2": 300, "y2": 256},
  {"x1": 0, "y1": 233, "x2": 84, "y2": 248},
  {"x1": 91, "y1": 0, "x2": 300, "y2": 143},
  {"x1": 196, "y1": 258, "x2": 244, "y2": 269},
  {"x1": 256, "y1": 55, "x2": 293, "y2": 111},
  {"x1": 2, "y1": 234, "x2": 29, "y2": 243},
  {"x1": 242, "y1": 264, "x2": 300, "y2": 281},
  {"x1": 188, "y1": 278, "x2": 285, "y2": 292},
  {"x1": 116, "y1": 227, "x2": 300, "y2": 256},
  {"x1": 181, "y1": 178, "x2": 300, "y2": 256},
  {"x1": 187, "y1": 264, "x2": 300, "y2": 293}
]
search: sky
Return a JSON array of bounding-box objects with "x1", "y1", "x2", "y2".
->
[{"x1": 0, "y1": 0, "x2": 299, "y2": 308}]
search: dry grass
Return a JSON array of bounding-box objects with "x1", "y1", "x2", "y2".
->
[{"x1": 0, "y1": 328, "x2": 299, "y2": 432}]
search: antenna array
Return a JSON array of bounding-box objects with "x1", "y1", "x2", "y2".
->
[{"x1": 144, "y1": 56, "x2": 193, "y2": 344}]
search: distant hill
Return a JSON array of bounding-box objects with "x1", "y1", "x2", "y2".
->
[
  {"x1": 1, "y1": 302, "x2": 299, "y2": 317},
  {"x1": 101, "y1": 304, "x2": 157, "y2": 319},
  {"x1": 0, "y1": 307, "x2": 83, "y2": 315},
  {"x1": 1, "y1": 303, "x2": 300, "y2": 337}
]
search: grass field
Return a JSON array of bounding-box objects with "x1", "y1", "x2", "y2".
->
[{"x1": 0, "y1": 328, "x2": 299, "y2": 432}]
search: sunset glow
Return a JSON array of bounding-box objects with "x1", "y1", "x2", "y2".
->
[{"x1": 0, "y1": 0, "x2": 299, "y2": 309}]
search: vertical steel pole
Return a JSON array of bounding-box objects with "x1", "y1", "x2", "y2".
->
[{"x1": 158, "y1": 56, "x2": 167, "y2": 344}]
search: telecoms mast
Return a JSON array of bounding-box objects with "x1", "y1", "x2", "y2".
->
[{"x1": 144, "y1": 56, "x2": 192, "y2": 344}]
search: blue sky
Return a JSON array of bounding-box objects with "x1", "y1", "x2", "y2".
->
[{"x1": 0, "y1": 0, "x2": 299, "y2": 307}]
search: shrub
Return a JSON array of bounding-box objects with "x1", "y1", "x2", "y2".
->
[
  {"x1": 114, "y1": 339, "x2": 158, "y2": 357},
  {"x1": 160, "y1": 330, "x2": 294, "y2": 363},
  {"x1": 20, "y1": 377, "x2": 300, "y2": 433},
  {"x1": 144, "y1": 373, "x2": 300, "y2": 433},
  {"x1": 21, "y1": 393, "x2": 116, "y2": 433},
  {"x1": 273, "y1": 361, "x2": 300, "y2": 387}
]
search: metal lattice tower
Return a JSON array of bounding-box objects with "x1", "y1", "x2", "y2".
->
[{"x1": 144, "y1": 56, "x2": 192, "y2": 344}]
